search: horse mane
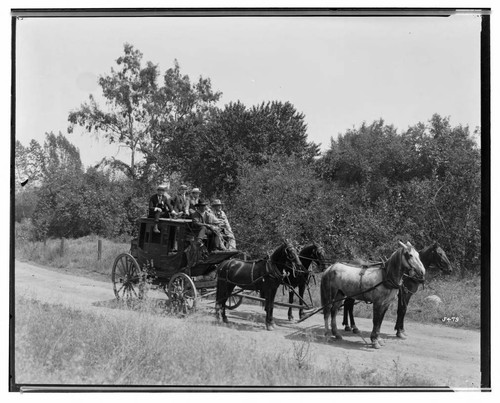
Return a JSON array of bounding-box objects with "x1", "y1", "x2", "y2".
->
[
  {"x1": 269, "y1": 242, "x2": 286, "y2": 261},
  {"x1": 383, "y1": 248, "x2": 404, "y2": 288}
]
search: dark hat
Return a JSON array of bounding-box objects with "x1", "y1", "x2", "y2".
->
[
  {"x1": 211, "y1": 199, "x2": 223, "y2": 206},
  {"x1": 195, "y1": 199, "x2": 209, "y2": 207}
]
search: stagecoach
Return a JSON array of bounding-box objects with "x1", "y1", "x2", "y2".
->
[{"x1": 111, "y1": 217, "x2": 244, "y2": 313}]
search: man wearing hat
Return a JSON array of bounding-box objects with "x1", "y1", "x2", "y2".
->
[
  {"x1": 171, "y1": 184, "x2": 190, "y2": 218},
  {"x1": 211, "y1": 199, "x2": 236, "y2": 250},
  {"x1": 191, "y1": 199, "x2": 225, "y2": 251},
  {"x1": 148, "y1": 184, "x2": 173, "y2": 233},
  {"x1": 188, "y1": 187, "x2": 202, "y2": 215}
]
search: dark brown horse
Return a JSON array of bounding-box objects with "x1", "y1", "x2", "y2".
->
[
  {"x1": 321, "y1": 241, "x2": 425, "y2": 349},
  {"x1": 215, "y1": 240, "x2": 303, "y2": 330},
  {"x1": 342, "y1": 242, "x2": 452, "y2": 338},
  {"x1": 286, "y1": 243, "x2": 327, "y2": 321}
]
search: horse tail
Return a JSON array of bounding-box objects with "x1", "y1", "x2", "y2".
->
[{"x1": 320, "y1": 267, "x2": 334, "y2": 315}]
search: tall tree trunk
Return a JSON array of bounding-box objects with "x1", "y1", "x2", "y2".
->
[{"x1": 129, "y1": 116, "x2": 136, "y2": 179}]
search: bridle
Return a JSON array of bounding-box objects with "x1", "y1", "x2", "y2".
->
[{"x1": 402, "y1": 249, "x2": 425, "y2": 283}]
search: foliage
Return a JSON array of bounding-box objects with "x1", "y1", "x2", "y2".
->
[
  {"x1": 230, "y1": 115, "x2": 480, "y2": 276},
  {"x1": 314, "y1": 115, "x2": 481, "y2": 275},
  {"x1": 231, "y1": 155, "x2": 327, "y2": 257},
  {"x1": 14, "y1": 139, "x2": 45, "y2": 190},
  {"x1": 179, "y1": 101, "x2": 320, "y2": 198}
]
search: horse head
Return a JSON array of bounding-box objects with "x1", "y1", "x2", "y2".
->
[
  {"x1": 398, "y1": 240, "x2": 426, "y2": 281},
  {"x1": 280, "y1": 239, "x2": 304, "y2": 274},
  {"x1": 428, "y1": 242, "x2": 453, "y2": 275},
  {"x1": 311, "y1": 243, "x2": 328, "y2": 272}
]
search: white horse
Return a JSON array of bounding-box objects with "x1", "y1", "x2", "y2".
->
[{"x1": 320, "y1": 241, "x2": 425, "y2": 349}]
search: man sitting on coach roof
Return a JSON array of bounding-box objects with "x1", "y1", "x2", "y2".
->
[
  {"x1": 190, "y1": 199, "x2": 225, "y2": 251},
  {"x1": 171, "y1": 184, "x2": 190, "y2": 218},
  {"x1": 148, "y1": 184, "x2": 173, "y2": 233},
  {"x1": 188, "y1": 187, "x2": 202, "y2": 215},
  {"x1": 211, "y1": 199, "x2": 236, "y2": 250}
]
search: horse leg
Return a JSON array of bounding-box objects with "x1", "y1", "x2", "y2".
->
[
  {"x1": 342, "y1": 298, "x2": 350, "y2": 331},
  {"x1": 348, "y1": 299, "x2": 359, "y2": 334},
  {"x1": 217, "y1": 282, "x2": 234, "y2": 324},
  {"x1": 323, "y1": 305, "x2": 330, "y2": 337},
  {"x1": 343, "y1": 298, "x2": 355, "y2": 331},
  {"x1": 298, "y1": 282, "x2": 306, "y2": 319},
  {"x1": 395, "y1": 286, "x2": 414, "y2": 339},
  {"x1": 371, "y1": 302, "x2": 389, "y2": 349},
  {"x1": 287, "y1": 289, "x2": 294, "y2": 321},
  {"x1": 265, "y1": 286, "x2": 279, "y2": 330},
  {"x1": 215, "y1": 279, "x2": 223, "y2": 322}
]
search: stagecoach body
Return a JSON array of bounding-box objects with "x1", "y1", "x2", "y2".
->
[{"x1": 111, "y1": 217, "x2": 242, "y2": 313}]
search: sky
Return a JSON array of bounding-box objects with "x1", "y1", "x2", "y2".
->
[{"x1": 15, "y1": 14, "x2": 481, "y2": 168}]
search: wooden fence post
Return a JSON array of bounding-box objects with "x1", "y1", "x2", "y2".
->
[
  {"x1": 60, "y1": 238, "x2": 65, "y2": 256},
  {"x1": 98, "y1": 239, "x2": 102, "y2": 260}
]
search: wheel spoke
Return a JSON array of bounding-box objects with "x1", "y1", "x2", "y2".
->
[{"x1": 116, "y1": 282, "x2": 126, "y2": 296}]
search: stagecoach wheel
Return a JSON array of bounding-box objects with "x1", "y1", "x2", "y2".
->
[
  {"x1": 225, "y1": 294, "x2": 243, "y2": 310},
  {"x1": 168, "y1": 273, "x2": 198, "y2": 314},
  {"x1": 112, "y1": 253, "x2": 142, "y2": 301}
]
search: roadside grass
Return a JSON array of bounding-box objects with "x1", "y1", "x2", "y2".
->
[
  {"x1": 299, "y1": 274, "x2": 480, "y2": 330},
  {"x1": 15, "y1": 295, "x2": 436, "y2": 387},
  {"x1": 15, "y1": 234, "x2": 130, "y2": 281}
]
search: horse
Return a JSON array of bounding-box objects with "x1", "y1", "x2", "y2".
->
[
  {"x1": 320, "y1": 241, "x2": 426, "y2": 349},
  {"x1": 215, "y1": 239, "x2": 303, "y2": 331},
  {"x1": 342, "y1": 242, "x2": 452, "y2": 338},
  {"x1": 285, "y1": 243, "x2": 327, "y2": 321}
]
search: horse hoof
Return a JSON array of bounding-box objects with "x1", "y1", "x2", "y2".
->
[
  {"x1": 266, "y1": 323, "x2": 274, "y2": 331},
  {"x1": 352, "y1": 327, "x2": 360, "y2": 334},
  {"x1": 396, "y1": 331, "x2": 407, "y2": 339},
  {"x1": 372, "y1": 341, "x2": 381, "y2": 349},
  {"x1": 222, "y1": 317, "x2": 229, "y2": 324},
  {"x1": 288, "y1": 316, "x2": 294, "y2": 322},
  {"x1": 335, "y1": 334, "x2": 343, "y2": 340},
  {"x1": 378, "y1": 339, "x2": 386, "y2": 346},
  {"x1": 344, "y1": 326, "x2": 352, "y2": 331}
]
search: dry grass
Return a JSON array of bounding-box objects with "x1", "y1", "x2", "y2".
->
[
  {"x1": 278, "y1": 273, "x2": 480, "y2": 330},
  {"x1": 14, "y1": 296, "x2": 436, "y2": 387},
  {"x1": 15, "y1": 234, "x2": 130, "y2": 280},
  {"x1": 340, "y1": 275, "x2": 481, "y2": 329}
]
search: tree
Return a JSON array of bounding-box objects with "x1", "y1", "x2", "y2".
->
[
  {"x1": 172, "y1": 100, "x2": 320, "y2": 198},
  {"x1": 14, "y1": 139, "x2": 45, "y2": 189},
  {"x1": 68, "y1": 43, "x2": 159, "y2": 179},
  {"x1": 68, "y1": 44, "x2": 221, "y2": 182},
  {"x1": 317, "y1": 115, "x2": 481, "y2": 275},
  {"x1": 230, "y1": 155, "x2": 326, "y2": 256}
]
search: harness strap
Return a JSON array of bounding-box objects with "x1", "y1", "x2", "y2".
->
[{"x1": 297, "y1": 280, "x2": 385, "y2": 324}]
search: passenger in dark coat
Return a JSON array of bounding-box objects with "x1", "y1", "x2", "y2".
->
[
  {"x1": 171, "y1": 184, "x2": 190, "y2": 218},
  {"x1": 148, "y1": 185, "x2": 172, "y2": 233}
]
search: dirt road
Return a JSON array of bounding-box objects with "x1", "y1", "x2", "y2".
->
[{"x1": 14, "y1": 260, "x2": 481, "y2": 389}]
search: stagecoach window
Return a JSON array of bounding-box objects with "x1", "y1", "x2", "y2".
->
[{"x1": 169, "y1": 226, "x2": 177, "y2": 250}]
